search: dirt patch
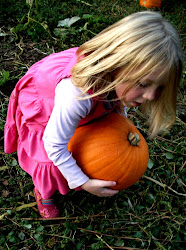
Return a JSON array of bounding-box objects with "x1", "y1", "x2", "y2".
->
[{"x1": 0, "y1": 37, "x2": 49, "y2": 95}]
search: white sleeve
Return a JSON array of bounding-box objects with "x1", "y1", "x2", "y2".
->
[{"x1": 43, "y1": 78, "x2": 93, "y2": 189}]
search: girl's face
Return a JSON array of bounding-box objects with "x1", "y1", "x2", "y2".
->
[{"x1": 115, "y1": 71, "x2": 162, "y2": 107}]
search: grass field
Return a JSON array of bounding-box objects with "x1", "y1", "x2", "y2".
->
[{"x1": 0, "y1": 0, "x2": 185, "y2": 249}]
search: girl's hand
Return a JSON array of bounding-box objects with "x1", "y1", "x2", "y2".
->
[{"x1": 81, "y1": 179, "x2": 119, "y2": 197}]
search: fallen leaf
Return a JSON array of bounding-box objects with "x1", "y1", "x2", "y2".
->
[
  {"x1": 3, "y1": 179, "x2": 9, "y2": 186},
  {"x1": 2, "y1": 190, "x2": 9, "y2": 197}
]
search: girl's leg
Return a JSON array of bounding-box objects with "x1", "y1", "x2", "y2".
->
[
  {"x1": 34, "y1": 188, "x2": 59, "y2": 218},
  {"x1": 17, "y1": 147, "x2": 69, "y2": 218}
]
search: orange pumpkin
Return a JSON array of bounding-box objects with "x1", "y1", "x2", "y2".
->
[
  {"x1": 140, "y1": 0, "x2": 162, "y2": 9},
  {"x1": 68, "y1": 113, "x2": 149, "y2": 191}
]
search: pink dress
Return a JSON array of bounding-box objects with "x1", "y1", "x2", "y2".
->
[{"x1": 4, "y1": 47, "x2": 118, "y2": 199}]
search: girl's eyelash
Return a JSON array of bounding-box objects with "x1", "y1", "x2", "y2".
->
[
  {"x1": 136, "y1": 81, "x2": 149, "y2": 88},
  {"x1": 139, "y1": 83, "x2": 148, "y2": 88}
]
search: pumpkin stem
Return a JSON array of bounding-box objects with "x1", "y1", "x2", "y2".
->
[{"x1": 128, "y1": 132, "x2": 140, "y2": 146}]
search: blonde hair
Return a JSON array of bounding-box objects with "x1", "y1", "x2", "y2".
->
[{"x1": 71, "y1": 11, "x2": 183, "y2": 138}]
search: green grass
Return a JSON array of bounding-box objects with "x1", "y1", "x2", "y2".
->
[{"x1": 0, "y1": 0, "x2": 185, "y2": 249}]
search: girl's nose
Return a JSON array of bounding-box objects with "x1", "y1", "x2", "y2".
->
[{"x1": 143, "y1": 87, "x2": 157, "y2": 101}]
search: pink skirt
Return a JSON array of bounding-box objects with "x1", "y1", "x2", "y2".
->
[
  {"x1": 14, "y1": 94, "x2": 72, "y2": 199},
  {"x1": 18, "y1": 142, "x2": 70, "y2": 199}
]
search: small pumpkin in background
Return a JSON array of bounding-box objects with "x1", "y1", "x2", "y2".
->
[
  {"x1": 68, "y1": 113, "x2": 149, "y2": 191},
  {"x1": 140, "y1": 0, "x2": 162, "y2": 9}
]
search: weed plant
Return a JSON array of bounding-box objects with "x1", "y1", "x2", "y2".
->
[{"x1": 0, "y1": 0, "x2": 185, "y2": 249}]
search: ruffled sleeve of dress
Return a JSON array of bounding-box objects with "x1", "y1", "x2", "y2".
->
[{"x1": 43, "y1": 78, "x2": 93, "y2": 189}]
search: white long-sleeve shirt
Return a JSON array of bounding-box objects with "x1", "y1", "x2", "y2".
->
[
  {"x1": 43, "y1": 78, "x2": 93, "y2": 189},
  {"x1": 43, "y1": 78, "x2": 127, "y2": 189}
]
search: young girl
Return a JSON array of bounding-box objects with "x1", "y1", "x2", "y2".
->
[{"x1": 4, "y1": 11, "x2": 183, "y2": 218}]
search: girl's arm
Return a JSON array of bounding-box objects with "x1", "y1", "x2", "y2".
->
[
  {"x1": 43, "y1": 78, "x2": 119, "y2": 196},
  {"x1": 43, "y1": 78, "x2": 91, "y2": 189}
]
